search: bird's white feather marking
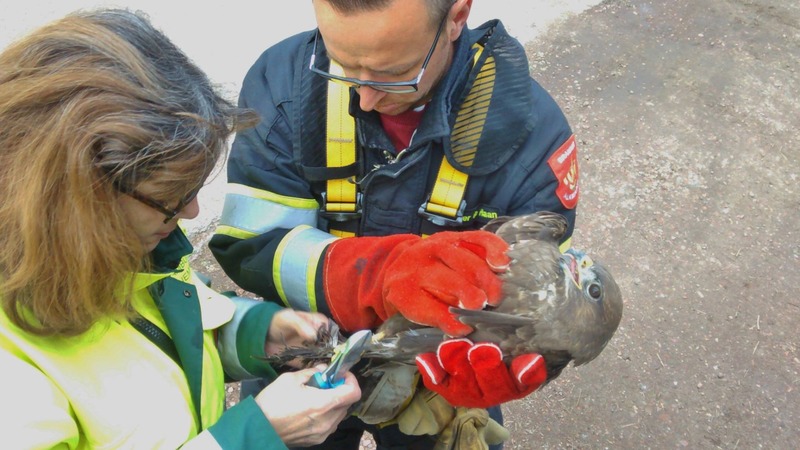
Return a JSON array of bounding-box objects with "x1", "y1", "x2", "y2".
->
[{"x1": 540, "y1": 283, "x2": 558, "y2": 307}]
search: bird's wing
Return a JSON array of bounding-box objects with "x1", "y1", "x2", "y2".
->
[
  {"x1": 455, "y1": 307, "x2": 575, "y2": 383},
  {"x1": 451, "y1": 306, "x2": 536, "y2": 328},
  {"x1": 451, "y1": 306, "x2": 538, "y2": 355},
  {"x1": 487, "y1": 212, "x2": 567, "y2": 290},
  {"x1": 502, "y1": 240, "x2": 563, "y2": 292},
  {"x1": 484, "y1": 211, "x2": 568, "y2": 246},
  {"x1": 389, "y1": 328, "x2": 445, "y2": 360}
]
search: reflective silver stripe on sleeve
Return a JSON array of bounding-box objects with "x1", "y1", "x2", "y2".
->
[
  {"x1": 217, "y1": 184, "x2": 319, "y2": 238},
  {"x1": 274, "y1": 225, "x2": 338, "y2": 312},
  {"x1": 216, "y1": 296, "x2": 263, "y2": 380}
]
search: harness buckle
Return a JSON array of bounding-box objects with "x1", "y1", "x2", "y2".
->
[
  {"x1": 320, "y1": 192, "x2": 363, "y2": 222},
  {"x1": 418, "y1": 198, "x2": 468, "y2": 227}
]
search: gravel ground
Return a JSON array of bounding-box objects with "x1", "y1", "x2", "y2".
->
[{"x1": 501, "y1": 0, "x2": 799, "y2": 448}]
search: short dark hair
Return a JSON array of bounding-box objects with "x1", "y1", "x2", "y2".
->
[{"x1": 321, "y1": 0, "x2": 454, "y2": 26}]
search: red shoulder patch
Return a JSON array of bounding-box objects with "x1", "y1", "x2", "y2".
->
[{"x1": 546, "y1": 134, "x2": 579, "y2": 209}]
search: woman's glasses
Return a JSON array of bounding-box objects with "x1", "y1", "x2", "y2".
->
[{"x1": 116, "y1": 184, "x2": 200, "y2": 223}]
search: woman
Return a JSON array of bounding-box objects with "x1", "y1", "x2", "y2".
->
[{"x1": 0, "y1": 8, "x2": 360, "y2": 449}]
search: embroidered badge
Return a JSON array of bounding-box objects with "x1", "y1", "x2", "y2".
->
[{"x1": 547, "y1": 134, "x2": 579, "y2": 209}]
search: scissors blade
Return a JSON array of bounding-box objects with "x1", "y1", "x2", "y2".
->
[{"x1": 308, "y1": 329, "x2": 372, "y2": 389}]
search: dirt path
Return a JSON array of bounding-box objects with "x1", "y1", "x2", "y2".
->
[{"x1": 501, "y1": 0, "x2": 799, "y2": 448}]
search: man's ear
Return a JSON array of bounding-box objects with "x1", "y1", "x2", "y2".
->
[{"x1": 447, "y1": 0, "x2": 472, "y2": 42}]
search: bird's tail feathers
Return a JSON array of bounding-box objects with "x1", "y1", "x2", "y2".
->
[
  {"x1": 369, "y1": 327, "x2": 445, "y2": 363},
  {"x1": 393, "y1": 327, "x2": 445, "y2": 345}
]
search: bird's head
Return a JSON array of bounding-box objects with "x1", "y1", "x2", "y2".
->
[{"x1": 559, "y1": 248, "x2": 624, "y2": 364}]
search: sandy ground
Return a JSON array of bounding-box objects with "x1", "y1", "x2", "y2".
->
[{"x1": 500, "y1": 0, "x2": 799, "y2": 448}]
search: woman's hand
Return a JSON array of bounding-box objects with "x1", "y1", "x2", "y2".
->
[
  {"x1": 265, "y1": 309, "x2": 329, "y2": 362},
  {"x1": 255, "y1": 366, "x2": 361, "y2": 447}
]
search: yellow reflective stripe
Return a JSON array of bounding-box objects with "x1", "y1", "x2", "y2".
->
[
  {"x1": 273, "y1": 227, "x2": 302, "y2": 307},
  {"x1": 214, "y1": 224, "x2": 257, "y2": 240},
  {"x1": 427, "y1": 158, "x2": 469, "y2": 218},
  {"x1": 450, "y1": 56, "x2": 494, "y2": 167},
  {"x1": 424, "y1": 43, "x2": 493, "y2": 220},
  {"x1": 559, "y1": 237, "x2": 573, "y2": 254},
  {"x1": 472, "y1": 43, "x2": 484, "y2": 65},
  {"x1": 330, "y1": 229, "x2": 356, "y2": 238},
  {"x1": 326, "y1": 62, "x2": 357, "y2": 211},
  {"x1": 227, "y1": 183, "x2": 319, "y2": 209},
  {"x1": 324, "y1": 201, "x2": 357, "y2": 212},
  {"x1": 273, "y1": 225, "x2": 338, "y2": 311},
  {"x1": 216, "y1": 183, "x2": 319, "y2": 239}
]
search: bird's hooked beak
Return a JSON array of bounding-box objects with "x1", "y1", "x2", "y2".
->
[{"x1": 561, "y1": 248, "x2": 593, "y2": 288}]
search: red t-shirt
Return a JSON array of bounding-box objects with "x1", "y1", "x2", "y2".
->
[{"x1": 379, "y1": 106, "x2": 426, "y2": 152}]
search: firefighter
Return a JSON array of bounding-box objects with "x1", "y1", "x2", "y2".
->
[
  {"x1": 0, "y1": 9, "x2": 360, "y2": 448},
  {"x1": 211, "y1": 0, "x2": 580, "y2": 448}
]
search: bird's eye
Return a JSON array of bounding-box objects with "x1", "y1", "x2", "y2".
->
[{"x1": 587, "y1": 283, "x2": 602, "y2": 300}]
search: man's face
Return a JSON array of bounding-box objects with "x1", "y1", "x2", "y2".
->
[{"x1": 312, "y1": 0, "x2": 455, "y2": 115}]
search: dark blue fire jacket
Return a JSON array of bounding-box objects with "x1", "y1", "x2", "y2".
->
[{"x1": 209, "y1": 20, "x2": 579, "y2": 315}]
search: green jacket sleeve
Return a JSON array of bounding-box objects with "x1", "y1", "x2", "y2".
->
[
  {"x1": 184, "y1": 397, "x2": 287, "y2": 449},
  {"x1": 217, "y1": 296, "x2": 282, "y2": 381}
]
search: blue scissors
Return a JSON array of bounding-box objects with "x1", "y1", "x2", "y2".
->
[{"x1": 307, "y1": 329, "x2": 373, "y2": 389}]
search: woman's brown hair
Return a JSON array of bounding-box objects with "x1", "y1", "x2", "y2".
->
[{"x1": 0, "y1": 9, "x2": 256, "y2": 336}]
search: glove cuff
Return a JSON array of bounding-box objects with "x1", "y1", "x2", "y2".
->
[{"x1": 322, "y1": 234, "x2": 419, "y2": 331}]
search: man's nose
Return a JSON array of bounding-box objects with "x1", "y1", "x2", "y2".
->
[{"x1": 357, "y1": 86, "x2": 386, "y2": 112}]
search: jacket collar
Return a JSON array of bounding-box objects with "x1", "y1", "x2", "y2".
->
[
  {"x1": 151, "y1": 228, "x2": 193, "y2": 271},
  {"x1": 295, "y1": 20, "x2": 538, "y2": 179},
  {"x1": 130, "y1": 228, "x2": 194, "y2": 292},
  {"x1": 355, "y1": 20, "x2": 539, "y2": 176}
]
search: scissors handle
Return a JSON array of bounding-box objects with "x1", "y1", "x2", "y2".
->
[
  {"x1": 307, "y1": 370, "x2": 344, "y2": 389},
  {"x1": 306, "y1": 329, "x2": 372, "y2": 390}
]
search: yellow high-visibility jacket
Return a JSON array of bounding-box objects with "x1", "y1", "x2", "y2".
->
[{"x1": 0, "y1": 230, "x2": 287, "y2": 449}]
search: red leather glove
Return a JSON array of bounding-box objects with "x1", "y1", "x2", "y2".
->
[
  {"x1": 322, "y1": 231, "x2": 510, "y2": 335},
  {"x1": 415, "y1": 339, "x2": 547, "y2": 408}
]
